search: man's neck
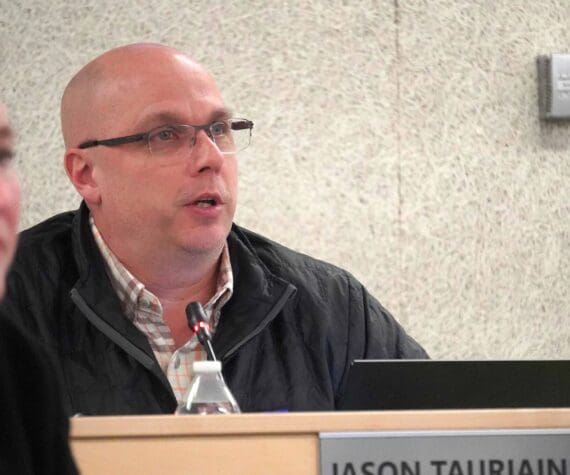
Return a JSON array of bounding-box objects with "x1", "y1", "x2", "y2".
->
[
  {"x1": 92, "y1": 221, "x2": 223, "y2": 306},
  {"x1": 143, "y1": 253, "x2": 220, "y2": 305},
  {"x1": 120, "y1": 244, "x2": 223, "y2": 303},
  {"x1": 133, "y1": 250, "x2": 222, "y2": 348}
]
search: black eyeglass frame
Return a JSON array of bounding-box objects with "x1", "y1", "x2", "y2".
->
[{"x1": 78, "y1": 118, "x2": 254, "y2": 151}]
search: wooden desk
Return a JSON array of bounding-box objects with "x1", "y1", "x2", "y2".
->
[{"x1": 70, "y1": 409, "x2": 570, "y2": 475}]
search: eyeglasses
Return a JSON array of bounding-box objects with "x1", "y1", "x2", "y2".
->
[{"x1": 78, "y1": 118, "x2": 254, "y2": 157}]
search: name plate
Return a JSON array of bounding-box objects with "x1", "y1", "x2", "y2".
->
[{"x1": 319, "y1": 429, "x2": 570, "y2": 475}]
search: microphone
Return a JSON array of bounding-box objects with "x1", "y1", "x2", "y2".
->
[{"x1": 185, "y1": 302, "x2": 217, "y2": 361}]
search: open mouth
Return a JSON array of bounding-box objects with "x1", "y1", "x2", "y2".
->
[{"x1": 192, "y1": 196, "x2": 220, "y2": 208}]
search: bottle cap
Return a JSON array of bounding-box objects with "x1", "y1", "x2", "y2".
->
[{"x1": 192, "y1": 360, "x2": 222, "y2": 373}]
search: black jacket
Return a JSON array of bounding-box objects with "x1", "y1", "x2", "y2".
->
[
  {"x1": 0, "y1": 203, "x2": 427, "y2": 415},
  {"x1": 0, "y1": 316, "x2": 78, "y2": 474}
]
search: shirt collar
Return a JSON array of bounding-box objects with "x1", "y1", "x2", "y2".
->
[{"x1": 89, "y1": 216, "x2": 233, "y2": 322}]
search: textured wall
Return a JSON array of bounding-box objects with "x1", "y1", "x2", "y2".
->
[{"x1": 0, "y1": 1, "x2": 568, "y2": 359}]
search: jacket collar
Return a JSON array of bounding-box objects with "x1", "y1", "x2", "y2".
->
[
  {"x1": 71, "y1": 203, "x2": 162, "y2": 373},
  {"x1": 214, "y1": 225, "x2": 297, "y2": 361},
  {"x1": 70, "y1": 202, "x2": 296, "y2": 364}
]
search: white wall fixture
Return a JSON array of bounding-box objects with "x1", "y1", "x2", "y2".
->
[{"x1": 537, "y1": 53, "x2": 570, "y2": 120}]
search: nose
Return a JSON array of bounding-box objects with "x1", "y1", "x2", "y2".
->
[{"x1": 187, "y1": 129, "x2": 224, "y2": 175}]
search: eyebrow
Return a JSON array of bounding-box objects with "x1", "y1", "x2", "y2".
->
[{"x1": 135, "y1": 107, "x2": 233, "y2": 131}]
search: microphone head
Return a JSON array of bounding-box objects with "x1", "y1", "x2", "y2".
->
[{"x1": 185, "y1": 301, "x2": 212, "y2": 340}]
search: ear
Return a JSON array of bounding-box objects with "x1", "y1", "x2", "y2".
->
[{"x1": 64, "y1": 149, "x2": 102, "y2": 205}]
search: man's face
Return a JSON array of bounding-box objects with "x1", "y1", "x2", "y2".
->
[
  {"x1": 0, "y1": 103, "x2": 20, "y2": 298},
  {"x1": 86, "y1": 54, "x2": 238, "y2": 260}
]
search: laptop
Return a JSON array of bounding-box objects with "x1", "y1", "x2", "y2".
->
[{"x1": 338, "y1": 359, "x2": 570, "y2": 410}]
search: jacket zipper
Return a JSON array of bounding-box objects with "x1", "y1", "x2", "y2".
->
[
  {"x1": 222, "y1": 283, "x2": 297, "y2": 362},
  {"x1": 70, "y1": 289, "x2": 156, "y2": 370},
  {"x1": 72, "y1": 283, "x2": 296, "y2": 368}
]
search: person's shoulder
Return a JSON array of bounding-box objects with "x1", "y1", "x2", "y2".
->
[
  {"x1": 234, "y1": 225, "x2": 353, "y2": 286},
  {"x1": 18, "y1": 209, "x2": 77, "y2": 246},
  {"x1": 13, "y1": 209, "x2": 78, "y2": 271},
  {"x1": 0, "y1": 315, "x2": 80, "y2": 475}
]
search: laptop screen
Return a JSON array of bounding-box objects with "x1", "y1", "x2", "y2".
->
[{"x1": 338, "y1": 360, "x2": 570, "y2": 410}]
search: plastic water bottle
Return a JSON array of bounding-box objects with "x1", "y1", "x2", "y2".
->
[{"x1": 176, "y1": 360, "x2": 241, "y2": 415}]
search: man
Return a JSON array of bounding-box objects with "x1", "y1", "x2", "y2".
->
[
  {"x1": 0, "y1": 100, "x2": 78, "y2": 474},
  {"x1": 0, "y1": 43, "x2": 427, "y2": 416}
]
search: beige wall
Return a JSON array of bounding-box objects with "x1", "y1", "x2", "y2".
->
[{"x1": 1, "y1": 1, "x2": 568, "y2": 359}]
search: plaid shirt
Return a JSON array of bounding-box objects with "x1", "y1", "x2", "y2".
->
[{"x1": 90, "y1": 217, "x2": 233, "y2": 405}]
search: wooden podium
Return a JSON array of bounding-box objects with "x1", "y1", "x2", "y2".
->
[{"x1": 70, "y1": 408, "x2": 570, "y2": 475}]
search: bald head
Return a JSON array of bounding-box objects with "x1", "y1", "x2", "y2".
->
[
  {"x1": 60, "y1": 43, "x2": 211, "y2": 149},
  {"x1": 61, "y1": 43, "x2": 236, "y2": 283},
  {"x1": 0, "y1": 100, "x2": 14, "y2": 161}
]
